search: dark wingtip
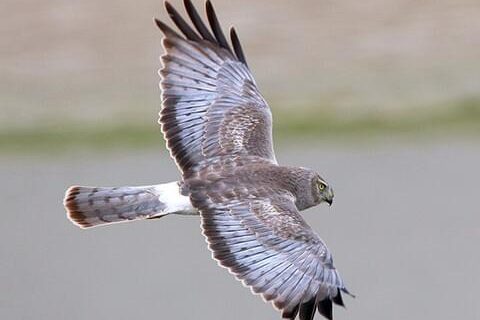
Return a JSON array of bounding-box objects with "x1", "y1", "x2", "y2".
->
[
  {"x1": 164, "y1": 0, "x2": 173, "y2": 10},
  {"x1": 165, "y1": 0, "x2": 201, "y2": 41},
  {"x1": 341, "y1": 287, "x2": 356, "y2": 298},
  {"x1": 164, "y1": 0, "x2": 176, "y2": 17},
  {"x1": 183, "y1": 0, "x2": 216, "y2": 42},
  {"x1": 230, "y1": 27, "x2": 248, "y2": 67},
  {"x1": 159, "y1": 0, "x2": 247, "y2": 64},
  {"x1": 299, "y1": 297, "x2": 316, "y2": 320},
  {"x1": 317, "y1": 298, "x2": 333, "y2": 320},
  {"x1": 332, "y1": 289, "x2": 345, "y2": 308},
  {"x1": 154, "y1": 17, "x2": 169, "y2": 32},
  {"x1": 162, "y1": 0, "x2": 174, "y2": 20},
  {"x1": 281, "y1": 304, "x2": 300, "y2": 320},
  {"x1": 154, "y1": 17, "x2": 181, "y2": 39},
  {"x1": 205, "y1": 0, "x2": 232, "y2": 53}
]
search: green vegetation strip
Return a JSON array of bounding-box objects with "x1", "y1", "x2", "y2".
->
[
  {"x1": 1, "y1": 100, "x2": 479, "y2": 154},
  {"x1": 276, "y1": 99, "x2": 480, "y2": 139}
]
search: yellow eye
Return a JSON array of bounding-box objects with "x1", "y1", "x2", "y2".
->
[{"x1": 318, "y1": 182, "x2": 326, "y2": 190}]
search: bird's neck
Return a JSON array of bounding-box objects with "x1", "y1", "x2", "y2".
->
[{"x1": 271, "y1": 166, "x2": 314, "y2": 211}]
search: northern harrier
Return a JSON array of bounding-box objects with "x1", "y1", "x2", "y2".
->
[{"x1": 64, "y1": 1, "x2": 352, "y2": 319}]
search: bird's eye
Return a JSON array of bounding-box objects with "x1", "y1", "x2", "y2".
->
[{"x1": 318, "y1": 182, "x2": 326, "y2": 190}]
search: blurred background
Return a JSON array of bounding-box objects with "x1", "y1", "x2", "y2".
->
[{"x1": 1, "y1": 0, "x2": 479, "y2": 319}]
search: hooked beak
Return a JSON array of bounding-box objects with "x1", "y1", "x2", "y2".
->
[{"x1": 325, "y1": 187, "x2": 334, "y2": 206}]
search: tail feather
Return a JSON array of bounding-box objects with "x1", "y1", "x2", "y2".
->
[{"x1": 64, "y1": 182, "x2": 194, "y2": 228}]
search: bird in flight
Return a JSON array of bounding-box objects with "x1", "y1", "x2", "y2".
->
[{"x1": 64, "y1": 1, "x2": 352, "y2": 319}]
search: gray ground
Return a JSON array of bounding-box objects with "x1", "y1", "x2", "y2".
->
[{"x1": 1, "y1": 139, "x2": 479, "y2": 319}]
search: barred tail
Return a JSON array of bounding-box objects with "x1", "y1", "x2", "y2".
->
[{"x1": 63, "y1": 182, "x2": 195, "y2": 229}]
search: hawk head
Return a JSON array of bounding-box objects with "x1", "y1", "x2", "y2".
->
[
  {"x1": 312, "y1": 175, "x2": 334, "y2": 206},
  {"x1": 290, "y1": 168, "x2": 334, "y2": 210}
]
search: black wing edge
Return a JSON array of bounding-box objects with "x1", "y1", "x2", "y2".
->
[
  {"x1": 155, "y1": 0, "x2": 249, "y2": 66},
  {"x1": 282, "y1": 287, "x2": 354, "y2": 320}
]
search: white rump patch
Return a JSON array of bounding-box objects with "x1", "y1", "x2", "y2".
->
[{"x1": 154, "y1": 181, "x2": 196, "y2": 215}]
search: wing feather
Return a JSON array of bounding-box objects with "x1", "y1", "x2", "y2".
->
[
  {"x1": 184, "y1": 0, "x2": 216, "y2": 42},
  {"x1": 205, "y1": 0, "x2": 232, "y2": 53},
  {"x1": 155, "y1": 0, "x2": 276, "y2": 174},
  {"x1": 189, "y1": 183, "x2": 349, "y2": 320},
  {"x1": 165, "y1": 1, "x2": 201, "y2": 41},
  {"x1": 230, "y1": 27, "x2": 248, "y2": 66}
]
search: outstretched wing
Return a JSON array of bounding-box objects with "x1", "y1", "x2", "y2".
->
[
  {"x1": 155, "y1": 0, "x2": 276, "y2": 174},
  {"x1": 190, "y1": 187, "x2": 350, "y2": 320}
]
